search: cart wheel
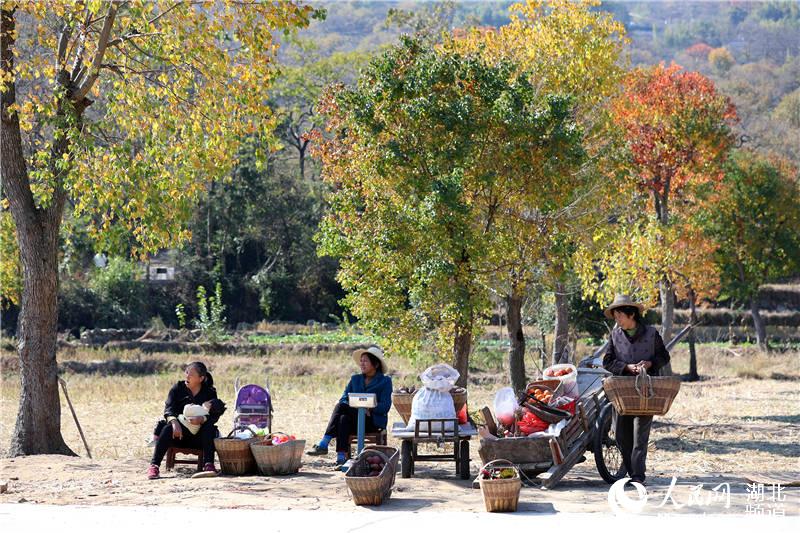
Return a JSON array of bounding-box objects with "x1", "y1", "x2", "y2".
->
[
  {"x1": 458, "y1": 440, "x2": 470, "y2": 480},
  {"x1": 401, "y1": 440, "x2": 413, "y2": 479},
  {"x1": 593, "y1": 402, "x2": 626, "y2": 484}
]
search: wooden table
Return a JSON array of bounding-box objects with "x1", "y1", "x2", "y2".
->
[{"x1": 391, "y1": 419, "x2": 478, "y2": 480}]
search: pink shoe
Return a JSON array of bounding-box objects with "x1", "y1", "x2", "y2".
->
[
  {"x1": 147, "y1": 464, "x2": 160, "y2": 480},
  {"x1": 191, "y1": 462, "x2": 218, "y2": 478}
]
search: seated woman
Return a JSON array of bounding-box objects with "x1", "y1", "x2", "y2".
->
[
  {"x1": 147, "y1": 361, "x2": 226, "y2": 479},
  {"x1": 602, "y1": 294, "x2": 670, "y2": 486},
  {"x1": 307, "y1": 346, "x2": 392, "y2": 465}
]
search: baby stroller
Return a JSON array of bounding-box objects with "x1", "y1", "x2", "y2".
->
[{"x1": 233, "y1": 376, "x2": 273, "y2": 432}]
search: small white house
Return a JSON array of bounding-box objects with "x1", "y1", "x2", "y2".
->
[{"x1": 143, "y1": 249, "x2": 178, "y2": 282}]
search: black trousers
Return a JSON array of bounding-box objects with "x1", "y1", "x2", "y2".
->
[
  {"x1": 324, "y1": 403, "x2": 379, "y2": 453},
  {"x1": 614, "y1": 412, "x2": 653, "y2": 481},
  {"x1": 151, "y1": 421, "x2": 217, "y2": 466}
]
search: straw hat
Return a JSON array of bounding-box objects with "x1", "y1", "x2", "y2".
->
[
  {"x1": 603, "y1": 294, "x2": 646, "y2": 319},
  {"x1": 352, "y1": 346, "x2": 389, "y2": 375}
]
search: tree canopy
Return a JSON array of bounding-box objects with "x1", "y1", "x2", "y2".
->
[{"x1": 1, "y1": 0, "x2": 318, "y2": 455}]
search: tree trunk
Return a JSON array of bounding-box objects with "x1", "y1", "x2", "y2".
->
[
  {"x1": 2, "y1": 8, "x2": 74, "y2": 456},
  {"x1": 505, "y1": 293, "x2": 526, "y2": 395},
  {"x1": 452, "y1": 320, "x2": 472, "y2": 388},
  {"x1": 659, "y1": 279, "x2": 675, "y2": 376},
  {"x1": 552, "y1": 284, "x2": 569, "y2": 365},
  {"x1": 687, "y1": 289, "x2": 699, "y2": 382},
  {"x1": 298, "y1": 141, "x2": 307, "y2": 181},
  {"x1": 9, "y1": 225, "x2": 74, "y2": 456},
  {"x1": 750, "y1": 296, "x2": 768, "y2": 351}
]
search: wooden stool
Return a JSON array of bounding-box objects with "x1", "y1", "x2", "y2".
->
[
  {"x1": 348, "y1": 429, "x2": 387, "y2": 456},
  {"x1": 165, "y1": 447, "x2": 203, "y2": 471}
]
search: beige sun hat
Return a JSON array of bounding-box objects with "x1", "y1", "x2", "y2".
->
[
  {"x1": 352, "y1": 346, "x2": 389, "y2": 375},
  {"x1": 603, "y1": 294, "x2": 646, "y2": 319}
]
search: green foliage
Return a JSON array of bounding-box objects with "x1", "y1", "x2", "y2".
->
[
  {"x1": 57, "y1": 280, "x2": 101, "y2": 333},
  {"x1": 189, "y1": 139, "x2": 343, "y2": 324},
  {"x1": 175, "y1": 304, "x2": 187, "y2": 330},
  {"x1": 248, "y1": 330, "x2": 378, "y2": 345},
  {"x1": 0, "y1": 208, "x2": 21, "y2": 306},
  {"x1": 700, "y1": 150, "x2": 800, "y2": 304},
  {"x1": 194, "y1": 283, "x2": 227, "y2": 342},
  {"x1": 316, "y1": 36, "x2": 585, "y2": 360},
  {"x1": 88, "y1": 258, "x2": 147, "y2": 328}
]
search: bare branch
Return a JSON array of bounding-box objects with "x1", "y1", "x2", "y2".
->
[
  {"x1": 107, "y1": 31, "x2": 163, "y2": 48},
  {"x1": 73, "y1": 2, "x2": 120, "y2": 102},
  {"x1": 56, "y1": 21, "x2": 72, "y2": 67}
]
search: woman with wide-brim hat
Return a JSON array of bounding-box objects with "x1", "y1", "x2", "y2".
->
[
  {"x1": 602, "y1": 294, "x2": 671, "y2": 486},
  {"x1": 306, "y1": 346, "x2": 393, "y2": 465}
]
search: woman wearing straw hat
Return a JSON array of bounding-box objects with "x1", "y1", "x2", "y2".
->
[
  {"x1": 306, "y1": 346, "x2": 393, "y2": 465},
  {"x1": 602, "y1": 294, "x2": 671, "y2": 486}
]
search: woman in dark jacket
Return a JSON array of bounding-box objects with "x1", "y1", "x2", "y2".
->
[
  {"x1": 307, "y1": 346, "x2": 392, "y2": 465},
  {"x1": 147, "y1": 361, "x2": 226, "y2": 479},
  {"x1": 602, "y1": 294, "x2": 670, "y2": 486}
]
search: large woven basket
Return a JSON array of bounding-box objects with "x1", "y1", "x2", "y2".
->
[
  {"x1": 214, "y1": 428, "x2": 259, "y2": 475},
  {"x1": 250, "y1": 436, "x2": 305, "y2": 475},
  {"x1": 345, "y1": 449, "x2": 395, "y2": 506},
  {"x1": 392, "y1": 390, "x2": 468, "y2": 424},
  {"x1": 478, "y1": 460, "x2": 522, "y2": 512},
  {"x1": 603, "y1": 367, "x2": 681, "y2": 416}
]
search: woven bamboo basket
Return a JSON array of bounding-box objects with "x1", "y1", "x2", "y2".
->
[
  {"x1": 214, "y1": 428, "x2": 259, "y2": 475},
  {"x1": 391, "y1": 392, "x2": 415, "y2": 424},
  {"x1": 603, "y1": 367, "x2": 681, "y2": 416},
  {"x1": 451, "y1": 390, "x2": 468, "y2": 413},
  {"x1": 345, "y1": 449, "x2": 395, "y2": 506},
  {"x1": 392, "y1": 390, "x2": 468, "y2": 424},
  {"x1": 478, "y1": 459, "x2": 522, "y2": 512},
  {"x1": 250, "y1": 435, "x2": 305, "y2": 475}
]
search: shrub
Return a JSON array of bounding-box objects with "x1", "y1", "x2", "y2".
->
[
  {"x1": 89, "y1": 257, "x2": 147, "y2": 328},
  {"x1": 58, "y1": 280, "x2": 99, "y2": 334},
  {"x1": 195, "y1": 282, "x2": 226, "y2": 342}
]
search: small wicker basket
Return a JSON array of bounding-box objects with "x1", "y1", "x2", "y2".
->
[
  {"x1": 214, "y1": 428, "x2": 259, "y2": 475},
  {"x1": 361, "y1": 445, "x2": 399, "y2": 487},
  {"x1": 345, "y1": 449, "x2": 396, "y2": 506},
  {"x1": 391, "y1": 392, "x2": 415, "y2": 424},
  {"x1": 250, "y1": 434, "x2": 305, "y2": 475},
  {"x1": 603, "y1": 367, "x2": 681, "y2": 416},
  {"x1": 478, "y1": 459, "x2": 522, "y2": 512}
]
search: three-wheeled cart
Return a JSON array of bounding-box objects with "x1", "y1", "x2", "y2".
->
[{"x1": 478, "y1": 362, "x2": 626, "y2": 489}]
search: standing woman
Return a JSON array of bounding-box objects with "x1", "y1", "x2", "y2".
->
[
  {"x1": 147, "y1": 361, "x2": 226, "y2": 479},
  {"x1": 602, "y1": 294, "x2": 670, "y2": 485},
  {"x1": 307, "y1": 346, "x2": 392, "y2": 465}
]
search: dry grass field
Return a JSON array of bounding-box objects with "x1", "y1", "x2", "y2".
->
[{"x1": 0, "y1": 340, "x2": 798, "y2": 514}]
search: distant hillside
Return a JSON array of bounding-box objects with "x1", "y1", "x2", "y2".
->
[{"x1": 291, "y1": 1, "x2": 800, "y2": 165}]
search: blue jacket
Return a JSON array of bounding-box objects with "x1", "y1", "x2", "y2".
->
[{"x1": 339, "y1": 372, "x2": 393, "y2": 430}]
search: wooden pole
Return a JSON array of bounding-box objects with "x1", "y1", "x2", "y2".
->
[{"x1": 58, "y1": 378, "x2": 92, "y2": 459}]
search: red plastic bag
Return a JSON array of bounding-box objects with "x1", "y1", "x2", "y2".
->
[
  {"x1": 551, "y1": 396, "x2": 576, "y2": 415},
  {"x1": 457, "y1": 403, "x2": 468, "y2": 425},
  {"x1": 518, "y1": 412, "x2": 548, "y2": 435}
]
